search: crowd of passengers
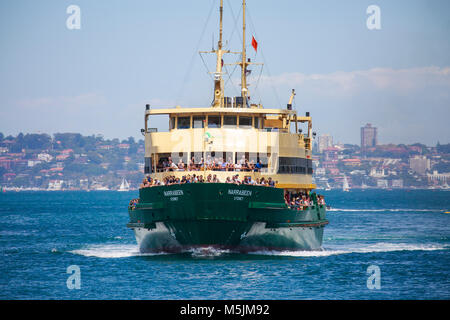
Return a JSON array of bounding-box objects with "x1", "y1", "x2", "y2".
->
[
  {"x1": 133, "y1": 177, "x2": 326, "y2": 210},
  {"x1": 140, "y1": 174, "x2": 277, "y2": 188},
  {"x1": 284, "y1": 191, "x2": 326, "y2": 209},
  {"x1": 158, "y1": 156, "x2": 263, "y2": 172}
]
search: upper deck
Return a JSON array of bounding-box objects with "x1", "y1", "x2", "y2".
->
[
  {"x1": 139, "y1": 1, "x2": 317, "y2": 191},
  {"x1": 142, "y1": 105, "x2": 316, "y2": 190}
]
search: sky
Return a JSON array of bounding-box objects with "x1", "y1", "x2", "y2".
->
[{"x1": 0, "y1": 0, "x2": 449, "y2": 145}]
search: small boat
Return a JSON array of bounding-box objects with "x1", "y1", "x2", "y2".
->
[
  {"x1": 118, "y1": 178, "x2": 130, "y2": 192},
  {"x1": 342, "y1": 175, "x2": 350, "y2": 192}
]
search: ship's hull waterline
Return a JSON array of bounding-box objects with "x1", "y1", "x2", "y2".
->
[{"x1": 128, "y1": 183, "x2": 327, "y2": 253}]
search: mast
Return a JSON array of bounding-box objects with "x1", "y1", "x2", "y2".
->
[
  {"x1": 240, "y1": 0, "x2": 248, "y2": 105},
  {"x1": 212, "y1": 0, "x2": 225, "y2": 107}
]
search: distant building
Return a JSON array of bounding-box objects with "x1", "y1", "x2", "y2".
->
[
  {"x1": 27, "y1": 160, "x2": 42, "y2": 167},
  {"x1": 427, "y1": 171, "x2": 450, "y2": 185},
  {"x1": 317, "y1": 134, "x2": 333, "y2": 153},
  {"x1": 315, "y1": 167, "x2": 326, "y2": 176},
  {"x1": 409, "y1": 155, "x2": 430, "y2": 175},
  {"x1": 37, "y1": 153, "x2": 53, "y2": 162},
  {"x1": 370, "y1": 168, "x2": 386, "y2": 178},
  {"x1": 361, "y1": 123, "x2": 377, "y2": 149},
  {"x1": 48, "y1": 180, "x2": 64, "y2": 191},
  {"x1": 391, "y1": 179, "x2": 404, "y2": 188},
  {"x1": 324, "y1": 147, "x2": 339, "y2": 161},
  {"x1": 377, "y1": 179, "x2": 388, "y2": 188}
]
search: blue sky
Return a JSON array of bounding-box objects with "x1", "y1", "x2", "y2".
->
[{"x1": 0, "y1": 0, "x2": 449, "y2": 145}]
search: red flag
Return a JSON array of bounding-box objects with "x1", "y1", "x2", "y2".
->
[{"x1": 251, "y1": 36, "x2": 258, "y2": 52}]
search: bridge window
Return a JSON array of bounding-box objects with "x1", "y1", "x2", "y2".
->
[
  {"x1": 278, "y1": 157, "x2": 313, "y2": 174},
  {"x1": 239, "y1": 116, "x2": 252, "y2": 128},
  {"x1": 208, "y1": 116, "x2": 221, "y2": 128},
  {"x1": 193, "y1": 116, "x2": 205, "y2": 128},
  {"x1": 223, "y1": 116, "x2": 237, "y2": 128},
  {"x1": 177, "y1": 116, "x2": 190, "y2": 129}
]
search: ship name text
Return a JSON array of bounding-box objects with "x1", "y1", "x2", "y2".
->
[
  {"x1": 164, "y1": 190, "x2": 184, "y2": 197},
  {"x1": 228, "y1": 189, "x2": 252, "y2": 196}
]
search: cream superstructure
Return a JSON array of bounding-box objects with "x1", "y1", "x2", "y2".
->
[{"x1": 142, "y1": 0, "x2": 316, "y2": 193}]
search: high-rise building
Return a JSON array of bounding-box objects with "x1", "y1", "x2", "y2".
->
[
  {"x1": 361, "y1": 123, "x2": 377, "y2": 149},
  {"x1": 409, "y1": 155, "x2": 430, "y2": 175},
  {"x1": 317, "y1": 134, "x2": 333, "y2": 153}
]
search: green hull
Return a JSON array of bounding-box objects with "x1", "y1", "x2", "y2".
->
[{"x1": 128, "y1": 183, "x2": 328, "y2": 252}]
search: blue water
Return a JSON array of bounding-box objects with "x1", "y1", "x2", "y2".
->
[{"x1": 0, "y1": 189, "x2": 449, "y2": 299}]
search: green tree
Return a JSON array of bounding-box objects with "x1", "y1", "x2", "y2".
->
[{"x1": 23, "y1": 134, "x2": 52, "y2": 150}]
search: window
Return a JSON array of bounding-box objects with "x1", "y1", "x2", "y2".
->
[
  {"x1": 170, "y1": 117, "x2": 176, "y2": 130},
  {"x1": 239, "y1": 116, "x2": 252, "y2": 128},
  {"x1": 223, "y1": 116, "x2": 237, "y2": 128},
  {"x1": 144, "y1": 157, "x2": 152, "y2": 174},
  {"x1": 193, "y1": 116, "x2": 205, "y2": 128},
  {"x1": 254, "y1": 117, "x2": 260, "y2": 129},
  {"x1": 208, "y1": 116, "x2": 221, "y2": 128},
  {"x1": 277, "y1": 157, "x2": 312, "y2": 174},
  {"x1": 177, "y1": 117, "x2": 190, "y2": 129}
]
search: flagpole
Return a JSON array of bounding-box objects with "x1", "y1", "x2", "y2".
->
[
  {"x1": 241, "y1": 0, "x2": 248, "y2": 105},
  {"x1": 213, "y1": 0, "x2": 224, "y2": 108}
]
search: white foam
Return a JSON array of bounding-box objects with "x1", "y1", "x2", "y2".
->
[
  {"x1": 250, "y1": 243, "x2": 449, "y2": 257},
  {"x1": 328, "y1": 208, "x2": 443, "y2": 213},
  {"x1": 187, "y1": 246, "x2": 231, "y2": 258},
  {"x1": 69, "y1": 242, "x2": 448, "y2": 258},
  {"x1": 69, "y1": 244, "x2": 166, "y2": 258}
]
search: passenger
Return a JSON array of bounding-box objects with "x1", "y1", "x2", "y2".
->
[
  {"x1": 162, "y1": 159, "x2": 169, "y2": 171},
  {"x1": 188, "y1": 158, "x2": 196, "y2": 171},
  {"x1": 206, "y1": 155, "x2": 212, "y2": 166},
  {"x1": 221, "y1": 160, "x2": 227, "y2": 171},
  {"x1": 198, "y1": 158, "x2": 204, "y2": 170},
  {"x1": 177, "y1": 159, "x2": 185, "y2": 171},
  {"x1": 248, "y1": 160, "x2": 255, "y2": 172},
  {"x1": 226, "y1": 157, "x2": 233, "y2": 171},
  {"x1": 255, "y1": 160, "x2": 262, "y2": 172},
  {"x1": 239, "y1": 155, "x2": 246, "y2": 166}
]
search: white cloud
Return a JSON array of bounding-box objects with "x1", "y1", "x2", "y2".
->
[
  {"x1": 257, "y1": 66, "x2": 450, "y2": 98},
  {"x1": 249, "y1": 66, "x2": 450, "y2": 145}
]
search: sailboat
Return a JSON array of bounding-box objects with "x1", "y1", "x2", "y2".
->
[
  {"x1": 342, "y1": 175, "x2": 350, "y2": 192},
  {"x1": 118, "y1": 178, "x2": 130, "y2": 192},
  {"x1": 325, "y1": 181, "x2": 332, "y2": 191}
]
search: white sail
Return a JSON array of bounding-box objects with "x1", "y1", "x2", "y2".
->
[
  {"x1": 118, "y1": 178, "x2": 130, "y2": 191},
  {"x1": 342, "y1": 176, "x2": 350, "y2": 192}
]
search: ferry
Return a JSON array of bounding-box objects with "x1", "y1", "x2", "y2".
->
[{"x1": 127, "y1": 0, "x2": 328, "y2": 253}]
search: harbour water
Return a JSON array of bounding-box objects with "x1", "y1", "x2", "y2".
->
[{"x1": 0, "y1": 189, "x2": 449, "y2": 299}]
